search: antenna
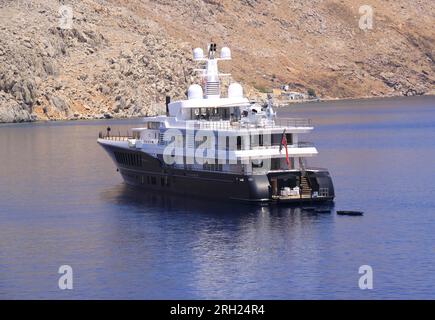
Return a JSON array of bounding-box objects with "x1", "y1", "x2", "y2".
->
[
  {"x1": 165, "y1": 96, "x2": 170, "y2": 116},
  {"x1": 266, "y1": 93, "x2": 276, "y2": 120},
  {"x1": 207, "y1": 42, "x2": 217, "y2": 59},
  {"x1": 192, "y1": 44, "x2": 233, "y2": 99}
]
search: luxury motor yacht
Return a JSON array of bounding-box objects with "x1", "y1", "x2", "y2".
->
[{"x1": 98, "y1": 43, "x2": 334, "y2": 203}]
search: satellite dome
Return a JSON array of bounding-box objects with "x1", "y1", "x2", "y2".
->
[
  {"x1": 228, "y1": 82, "x2": 243, "y2": 99},
  {"x1": 188, "y1": 84, "x2": 203, "y2": 100},
  {"x1": 193, "y1": 47, "x2": 204, "y2": 60},
  {"x1": 220, "y1": 47, "x2": 231, "y2": 59}
]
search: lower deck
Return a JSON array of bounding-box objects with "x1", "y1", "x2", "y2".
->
[{"x1": 99, "y1": 143, "x2": 335, "y2": 204}]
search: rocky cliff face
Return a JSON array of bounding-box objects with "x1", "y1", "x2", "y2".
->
[
  {"x1": 0, "y1": 0, "x2": 434, "y2": 123},
  {"x1": 0, "y1": 0, "x2": 197, "y2": 122}
]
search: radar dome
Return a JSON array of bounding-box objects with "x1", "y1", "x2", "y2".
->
[
  {"x1": 193, "y1": 48, "x2": 204, "y2": 60},
  {"x1": 228, "y1": 82, "x2": 243, "y2": 99},
  {"x1": 188, "y1": 84, "x2": 203, "y2": 100},
  {"x1": 220, "y1": 47, "x2": 231, "y2": 59}
]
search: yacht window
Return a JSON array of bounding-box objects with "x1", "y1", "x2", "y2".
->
[
  {"x1": 271, "y1": 158, "x2": 281, "y2": 170},
  {"x1": 233, "y1": 107, "x2": 241, "y2": 121},
  {"x1": 237, "y1": 136, "x2": 242, "y2": 150},
  {"x1": 147, "y1": 122, "x2": 160, "y2": 129},
  {"x1": 272, "y1": 134, "x2": 281, "y2": 146},
  {"x1": 252, "y1": 160, "x2": 263, "y2": 168},
  {"x1": 223, "y1": 108, "x2": 228, "y2": 120}
]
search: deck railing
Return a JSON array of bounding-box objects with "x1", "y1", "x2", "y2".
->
[
  {"x1": 192, "y1": 117, "x2": 312, "y2": 130},
  {"x1": 250, "y1": 141, "x2": 314, "y2": 149},
  {"x1": 295, "y1": 141, "x2": 314, "y2": 148},
  {"x1": 273, "y1": 118, "x2": 312, "y2": 128},
  {"x1": 98, "y1": 131, "x2": 132, "y2": 141}
]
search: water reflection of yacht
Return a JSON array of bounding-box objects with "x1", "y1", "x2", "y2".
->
[{"x1": 98, "y1": 44, "x2": 334, "y2": 204}]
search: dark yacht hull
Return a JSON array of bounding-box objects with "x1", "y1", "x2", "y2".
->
[{"x1": 99, "y1": 144, "x2": 335, "y2": 204}]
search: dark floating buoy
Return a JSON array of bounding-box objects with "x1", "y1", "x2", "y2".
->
[{"x1": 337, "y1": 210, "x2": 364, "y2": 216}]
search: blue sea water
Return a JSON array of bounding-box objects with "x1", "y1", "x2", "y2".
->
[{"x1": 0, "y1": 95, "x2": 434, "y2": 299}]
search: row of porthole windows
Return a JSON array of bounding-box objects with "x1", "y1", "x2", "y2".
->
[
  {"x1": 122, "y1": 171, "x2": 170, "y2": 188},
  {"x1": 114, "y1": 151, "x2": 142, "y2": 167},
  {"x1": 140, "y1": 175, "x2": 170, "y2": 187}
]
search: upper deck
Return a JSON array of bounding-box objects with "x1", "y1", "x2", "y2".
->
[
  {"x1": 134, "y1": 116, "x2": 313, "y2": 135},
  {"x1": 149, "y1": 43, "x2": 315, "y2": 135}
]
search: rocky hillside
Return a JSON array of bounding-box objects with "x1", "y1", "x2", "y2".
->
[
  {"x1": 0, "y1": 0, "x2": 199, "y2": 122},
  {"x1": 0, "y1": 0, "x2": 434, "y2": 122}
]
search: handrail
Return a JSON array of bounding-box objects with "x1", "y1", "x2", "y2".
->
[
  {"x1": 273, "y1": 118, "x2": 312, "y2": 128},
  {"x1": 98, "y1": 131, "x2": 132, "y2": 141},
  {"x1": 192, "y1": 117, "x2": 312, "y2": 130},
  {"x1": 296, "y1": 141, "x2": 314, "y2": 148},
  {"x1": 250, "y1": 142, "x2": 314, "y2": 149},
  {"x1": 99, "y1": 129, "x2": 315, "y2": 150}
]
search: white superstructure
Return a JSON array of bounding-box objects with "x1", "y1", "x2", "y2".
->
[
  {"x1": 99, "y1": 43, "x2": 318, "y2": 175},
  {"x1": 98, "y1": 43, "x2": 335, "y2": 203}
]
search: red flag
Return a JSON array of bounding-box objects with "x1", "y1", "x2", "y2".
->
[{"x1": 280, "y1": 130, "x2": 290, "y2": 168}]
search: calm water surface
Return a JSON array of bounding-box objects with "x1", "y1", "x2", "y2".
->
[{"x1": 0, "y1": 96, "x2": 434, "y2": 299}]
